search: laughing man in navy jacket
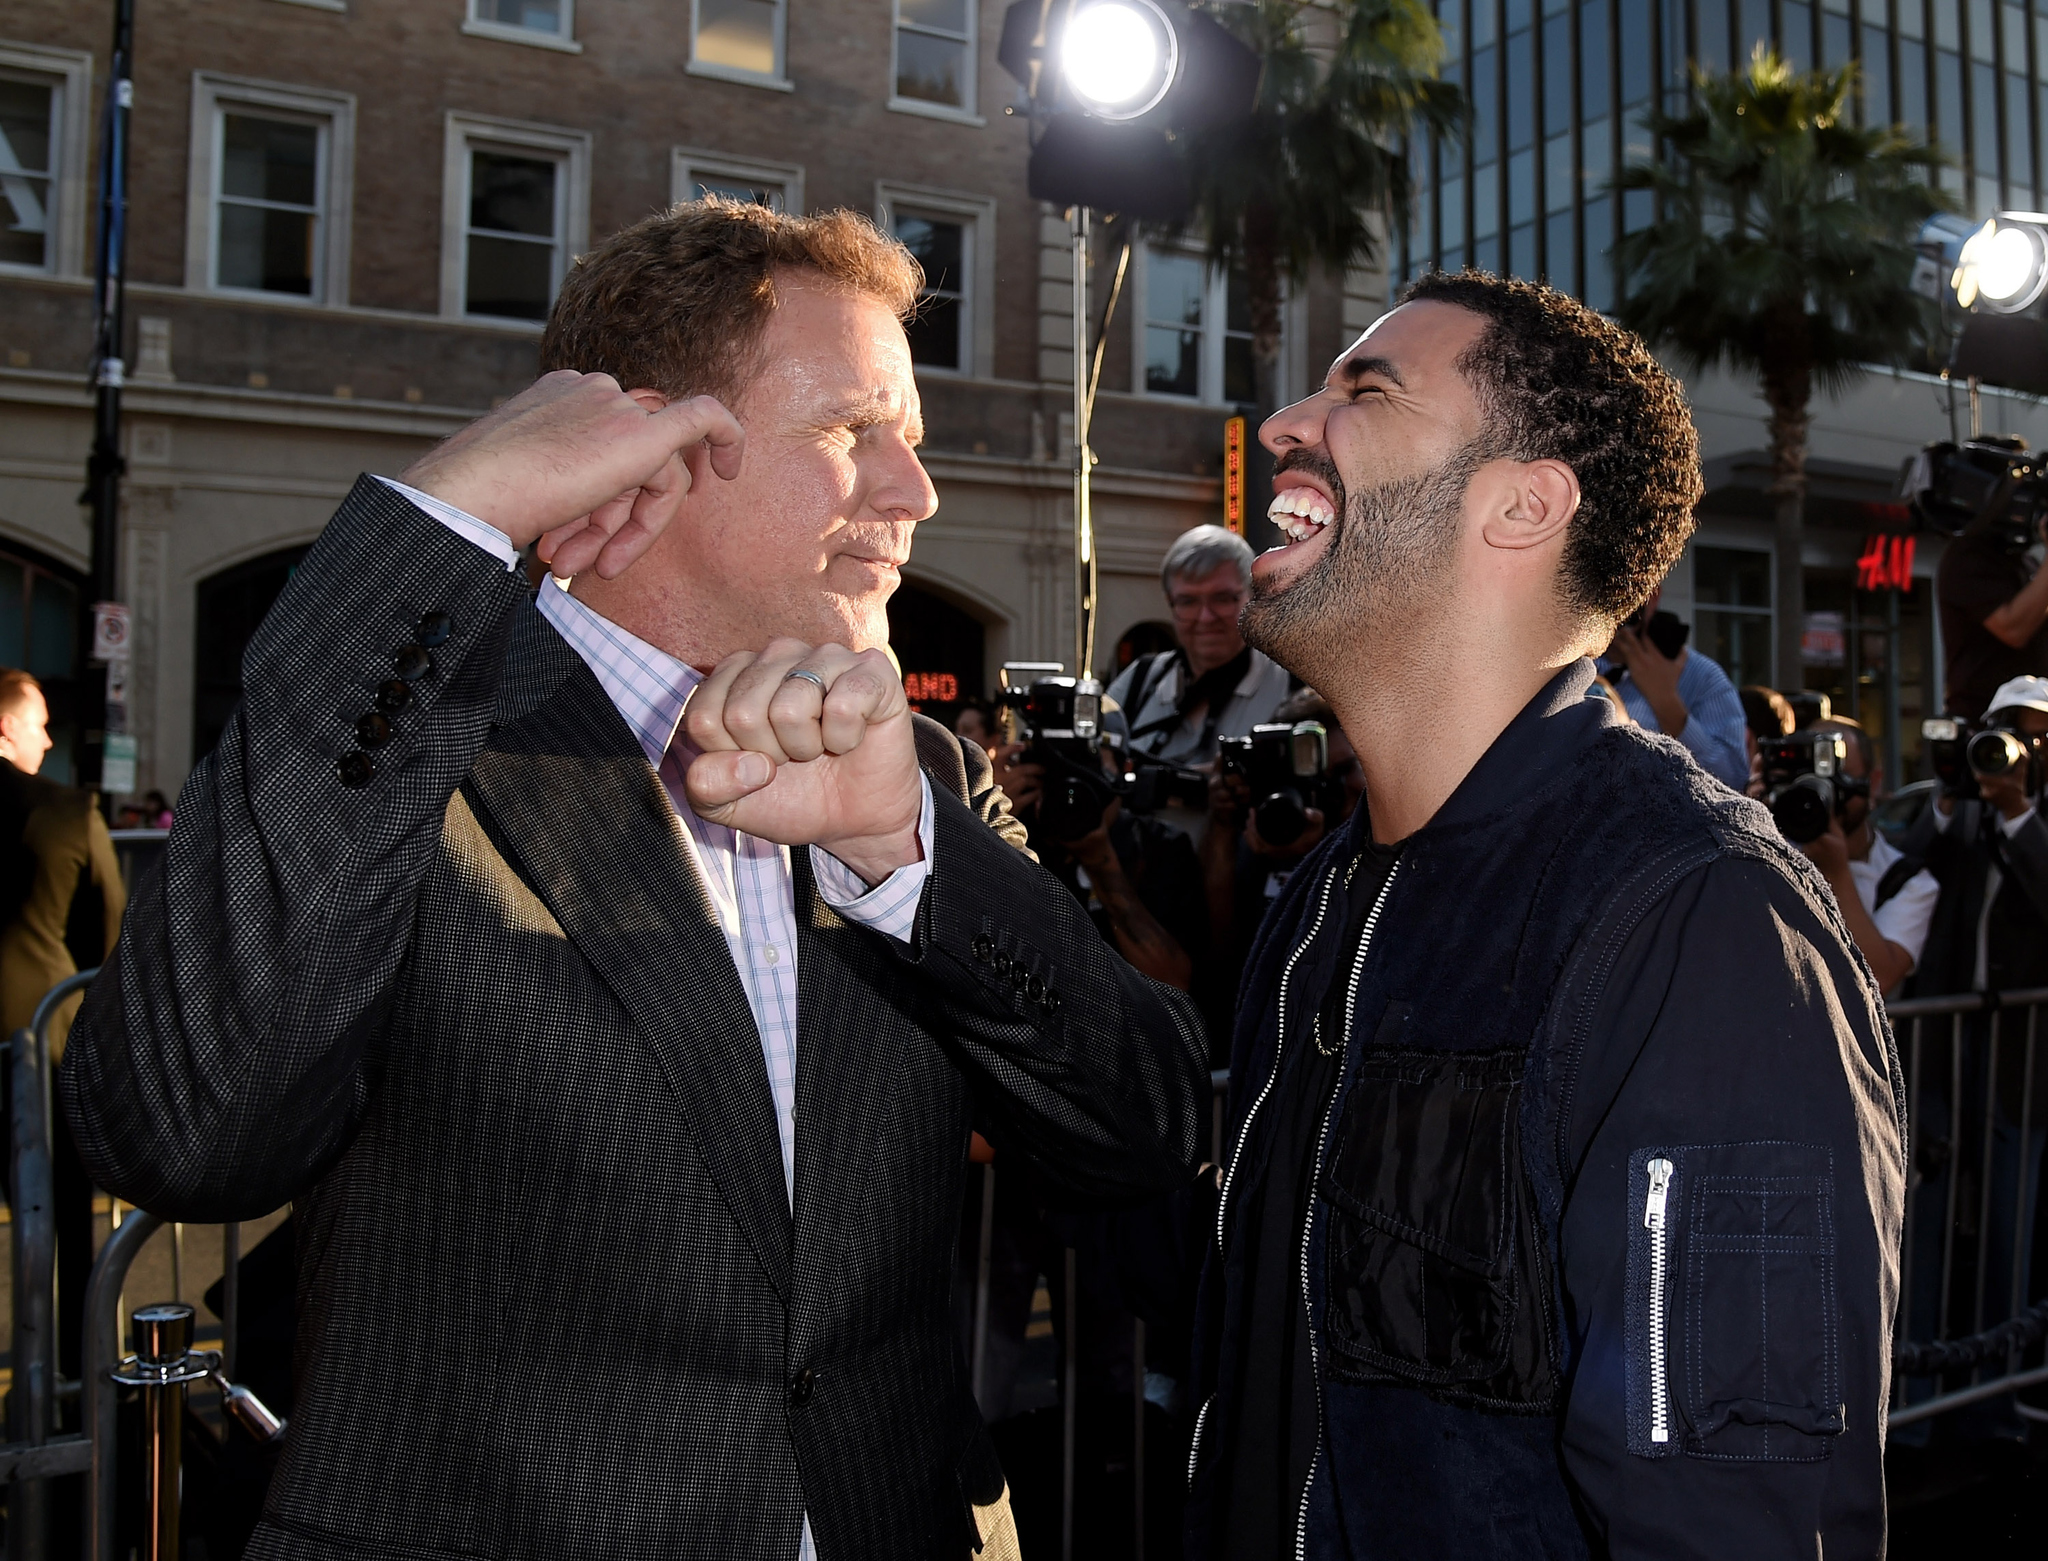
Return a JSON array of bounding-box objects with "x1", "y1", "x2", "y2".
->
[{"x1": 1187, "y1": 272, "x2": 1904, "y2": 1561}]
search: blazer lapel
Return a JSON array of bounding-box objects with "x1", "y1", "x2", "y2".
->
[{"x1": 465, "y1": 602, "x2": 793, "y2": 1301}]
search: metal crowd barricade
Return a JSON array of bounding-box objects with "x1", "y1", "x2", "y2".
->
[{"x1": 1885, "y1": 986, "x2": 2048, "y2": 1430}]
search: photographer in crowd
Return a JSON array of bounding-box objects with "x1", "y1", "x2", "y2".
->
[
  {"x1": 1784, "y1": 716, "x2": 1937, "y2": 997},
  {"x1": 1597, "y1": 585, "x2": 1749, "y2": 789},
  {"x1": 1105, "y1": 526, "x2": 1292, "y2": 837},
  {"x1": 1198, "y1": 689, "x2": 1364, "y2": 1058},
  {"x1": 1900, "y1": 675, "x2": 2048, "y2": 996},
  {"x1": 1937, "y1": 503, "x2": 2048, "y2": 723}
]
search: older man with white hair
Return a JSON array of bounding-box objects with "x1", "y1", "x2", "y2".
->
[{"x1": 1105, "y1": 526, "x2": 1293, "y2": 834}]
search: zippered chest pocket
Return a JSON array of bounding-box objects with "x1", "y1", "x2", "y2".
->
[
  {"x1": 1626, "y1": 1143, "x2": 1843, "y2": 1463},
  {"x1": 1318, "y1": 1045, "x2": 1559, "y2": 1410}
]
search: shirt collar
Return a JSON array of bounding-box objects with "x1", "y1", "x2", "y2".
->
[
  {"x1": 1421, "y1": 658, "x2": 1616, "y2": 834},
  {"x1": 536, "y1": 580, "x2": 701, "y2": 767}
]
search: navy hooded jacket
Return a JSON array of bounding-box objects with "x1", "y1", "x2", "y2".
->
[{"x1": 1187, "y1": 660, "x2": 1907, "y2": 1560}]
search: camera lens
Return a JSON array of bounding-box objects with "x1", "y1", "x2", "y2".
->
[
  {"x1": 1967, "y1": 729, "x2": 2029, "y2": 776},
  {"x1": 1254, "y1": 790, "x2": 1310, "y2": 849},
  {"x1": 1770, "y1": 777, "x2": 1834, "y2": 845}
]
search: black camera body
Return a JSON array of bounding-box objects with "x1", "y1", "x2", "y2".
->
[
  {"x1": 1218, "y1": 721, "x2": 1340, "y2": 849},
  {"x1": 1760, "y1": 731, "x2": 1868, "y2": 845},
  {"x1": 996, "y1": 670, "x2": 1118, "y2": 841},
  {"x1": 1923, "y1": 715, "x2": 2040, "y2": 800},
  {"x1": 1902, "y1": 436, "x2": 2048, "y2": 550}
]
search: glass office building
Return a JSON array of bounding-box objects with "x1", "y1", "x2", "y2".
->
[{"x1": 1401, "y1": 0, "x2": 2048, "y2": 305}]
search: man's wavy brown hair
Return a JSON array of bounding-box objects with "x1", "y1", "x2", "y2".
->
[
  {"x1": 1399, "y1": 270, "x2": 1703, "y2": 625},
  {"x1": 540, "y1": 198, "x2": 924, "y2": 407}
]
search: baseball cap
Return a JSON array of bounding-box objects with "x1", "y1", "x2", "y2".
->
[{"x1": 1983, "y1": 674, "x2": 2048, "y2": 720}]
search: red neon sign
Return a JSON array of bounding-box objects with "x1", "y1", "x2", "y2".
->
[
  {"x1": 902, "y1": 671, "x2": 959, "y2": 703},
  {"x1": 1856, "y1": 533, "x2": 1916, "y2": 593},
  {"x1": 1223, "y1": 416, "x2": 1246, "y2": 535}
]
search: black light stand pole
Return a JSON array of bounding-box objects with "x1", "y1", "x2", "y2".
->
[{"x1": 84, "y1": 0, "x2": 136, "y2": 790}]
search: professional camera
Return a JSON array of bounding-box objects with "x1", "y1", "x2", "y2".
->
[
  {"x1": 1923, "y1": 715, "x2": 2041, "y2": 799},
  {"x1": 1759, "y1": 731, "x2": 1868, "y2": 845},
  {"x1": 1901, "y1": 436, "x2": 2048, "y2": 550},
  {"x1": 996, "y1": 665, "x2": 1119, "y2": 841},
  {"x1": 1217, "y1": 721, "x2": 1341, "y2": 849},
  {"x1": 1618, "y1": 605, "x2": 1690, "y2": 659}
]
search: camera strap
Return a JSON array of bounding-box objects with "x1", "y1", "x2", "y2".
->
[
  {"x1": 1128, "y1": 648, "x2": 1253, "y2": 752},
  {"x1": 1872, "y1": 854, "x2": 1926, "y2": 911}
]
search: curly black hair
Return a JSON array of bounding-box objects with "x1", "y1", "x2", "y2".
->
[{"x1": 1399, "y1": 270, "x2": 1702, "y2": 623}]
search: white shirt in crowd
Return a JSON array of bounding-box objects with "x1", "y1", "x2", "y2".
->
[{"x1": 1845, "y1": 830, "x2": 1940, "y2": 977}]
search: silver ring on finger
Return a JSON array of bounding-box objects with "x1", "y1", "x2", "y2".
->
[{"x1": 783, "y1": 668, "x2": 829, "y2": 695}]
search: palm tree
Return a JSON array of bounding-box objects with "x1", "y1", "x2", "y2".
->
[
  {"x1": 1612, "y1": 48, "x2": 1950, "y2": 689},
  {"x1": 1166, "y1": 0, "x2": 1463, "y2": 531}
]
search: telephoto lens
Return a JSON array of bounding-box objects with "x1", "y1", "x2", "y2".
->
[
  {"x1": 1967, "y1": 728, "x2": 2030, "y2": 777},
  {"x1": 1769, "y1": 778, "x2": 1836, "y2": 845}
]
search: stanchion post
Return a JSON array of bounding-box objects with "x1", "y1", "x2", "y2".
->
[
  {"x1": 222, "y1": 1221, "x2": 241, "y2": 1381},
  {"x1": 970, "y1": 1168, "x2": 994, "y2": 1411},
  {"x1": 9, "y1": 1025, "x2": 54, "y2": 1561},
  {"x1": 128, "y1": 1304, "x2": 200, "y2": 1561},
  {"x1": 85, "y1": 1208, "x2": 160, "y2": 1561}
]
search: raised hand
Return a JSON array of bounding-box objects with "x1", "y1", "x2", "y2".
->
[
  {"x1": 396, "y1": 371, "x2": 744, "y2": 579},
  {"x1": 683, "y1": 638, "x2": 923, "y2": 886}
]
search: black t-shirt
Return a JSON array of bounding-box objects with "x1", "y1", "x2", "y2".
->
[
  {"x1": 1219, "y1": 835, "x2": 1401, "y2": 1560},
  {"x1": 1938, "y1": 531, "x2": 2048, "y2": 719}
]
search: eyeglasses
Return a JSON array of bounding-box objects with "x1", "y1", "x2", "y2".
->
[{"x1": 1169, "y1": 590, "x2": 1247, "y2": 619}]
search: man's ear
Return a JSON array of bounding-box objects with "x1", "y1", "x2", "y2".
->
[{"x1": 1480, "y1": 457, "x2": 1580, "y2": 553}]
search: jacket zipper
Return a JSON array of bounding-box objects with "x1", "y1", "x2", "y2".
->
[
  {"x1": 1645, "y1": 1156, "x2": 1673, "y2": 1445},
  {"x1": 1186, "y1": 1394, "x2": 1213, "y2": 1485},
  {"x1": 1294, "y1": 863, "x2": 1400, "y2": 1561},
  {"x1": 1215, "y1": 858, "x2": 1345, "y2": 1249}
]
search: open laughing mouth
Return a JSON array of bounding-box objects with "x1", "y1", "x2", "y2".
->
[{"x1": 1266, "y1": 481, "x2": 1336, "y2": 543}]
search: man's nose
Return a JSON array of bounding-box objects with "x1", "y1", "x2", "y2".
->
[
  {"x1": 874, "y1": 439, "x2": 938, "y2": 524},
  {"x1": 1261, "y1": 392, "x2": 1328, "y2": 456}
]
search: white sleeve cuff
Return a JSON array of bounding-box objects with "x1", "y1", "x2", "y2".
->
[
  {"x1": 1930, "y1": 800, "x2": 1955, "y2": 833},
  {"x1": 375, "y1": 475, "x2": 521, "y2": 571},
  {"x1": 811, "y1": 773, "x2": 934, "y2": 944}
]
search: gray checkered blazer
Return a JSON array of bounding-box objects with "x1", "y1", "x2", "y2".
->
[{"x1": 61, "y1": 479, "x2": 1208, "y2": 1560}]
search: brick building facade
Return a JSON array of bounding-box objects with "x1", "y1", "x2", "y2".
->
[{"x1": 0, "y1": 0, "x2": 1378, "y2": 796}]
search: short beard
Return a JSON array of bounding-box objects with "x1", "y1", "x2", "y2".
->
[{"x1": 1241, "y1": 441, "x2": 1483, "y2": 687}]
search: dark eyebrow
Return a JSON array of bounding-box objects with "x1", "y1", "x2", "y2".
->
[{"x1": 1334, "y1": 353, "x2": 1406, "y2": 390}]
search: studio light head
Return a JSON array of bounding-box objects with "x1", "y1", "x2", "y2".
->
[
  {"x1": 999, "y1": 0, "x2": 1259, "y2": 220},
  {"x1": 1917, "y1": 211, "x2": 2048, "y2": 394},
  {"x1": 1952, "y1": 214, "x2": 2048, "y2": 313}
]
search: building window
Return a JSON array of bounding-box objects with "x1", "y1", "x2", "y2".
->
[
  {"x1": 0, "y1": 74, "x2": 56, "y2": 272},
  {"x1": 876, "y1": 182, "x2": 996, "y2": 376},
  {"x1": 672, "y1": 147, "x2": 803, "y2": 212},
  {"x1": 893, "y1": 0, "x2": 977, "y2": 119},
  {"x1": 0, "y1": 44, "x2": 92, "y2": 277},
  {"x1": 1138, "y1": 246, "x2": 1258, "y2": 404},
  {"x1": 0, "y1": 544, "x2": 83, "y2": 783},
  {"x1": 187, "y1": 74, "x2": 355, "y2": 307},
  {"x1": 690, "y1": 0, "x2": 790, "y2": 89},
  {"x1": 1692, "y1": 545, "x2": 1775, "y2": 691},
  {"x1": 215, "y1": 113, "x2": 325, "y2": 296},
  {"x1": 441, "y1": 114, "x2": 590, "y2": 325},
  {"x1": 896, "y1": 213, "x2": 966, "y2": 370},
  {"x1": 463, "y1": 0, "x2": 582, "y2": 52}
]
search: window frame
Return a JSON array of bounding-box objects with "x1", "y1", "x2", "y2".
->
[
  {"x1": 889, "y1": 0, "x2": 984, "y2": 125},
  {"x1": 1688, "y1": 542, "x2": 1778, "y2": 690},
  {"x1": 687, "y1": 0, "x2": 793, "y2": 92},
  {"x1": 185, "y1": 72, "x2": 355, "y2": 307},
  {"x1": 1133, "y1": 242, "x2": 1263, "y2": 406},
  {"x1": 462, "y1": 0, "x2": 583, "y2": 54},
  {"x1": 875, "y1": 180, "x2": 996, "y2": 378},
  {"x1": 441, "y1": 112, "x2": 590, "y2": 328},
  {"x1": 0, "y1": 41, "x2": 93, "y2": 279},
  {"x1": 671, "y1": 147, "x2": 804, "y2": 213}
]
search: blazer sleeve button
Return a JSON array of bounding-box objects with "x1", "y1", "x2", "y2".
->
[
  {"x1": 415, "y1": 609, "x2": 453, "y2": 647},
  {"x1": 355, "y1": 711, "x2": 393, "y2": 749},
  {"x1": 971, "y1": 934, "x2": 994, "y2": 963},
  {"x1": 338, "y1": 751, "x2": 375, "y2": 788},
  {"x1": 393, "y1": 645, "x2": 434, "y2": 682},
  {"x1": 376, "y1": 679, "x2": 414, "y2": 714},
  {"x1": 787, "y1": 1367, "x2": 815, "y2": 1408},
  {"x1": 1025, "y1": 974, "x2": 1045, "y2": 1002}
]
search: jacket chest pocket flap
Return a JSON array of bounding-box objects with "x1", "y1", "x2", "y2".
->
[{"x1": 1318, "y1": 1045, "x2": 1556, "y2": 1407}]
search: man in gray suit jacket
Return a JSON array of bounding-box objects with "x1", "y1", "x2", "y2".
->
[{"x1": 62, "y1": 201, "x2": 1207, "y2": 1559}]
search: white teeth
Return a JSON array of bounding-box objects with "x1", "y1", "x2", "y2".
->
[{"x1": 1266, "y1": 487, "x2": 1335, "y2": 542}]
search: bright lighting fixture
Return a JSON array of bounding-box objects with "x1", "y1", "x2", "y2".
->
[
  {"x1": 1954, "y1": 218, "x2": 2048, "y2": 313},
  {"x1": 1061, "y1": 0, "x2": 1178, "y2": 121}
]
